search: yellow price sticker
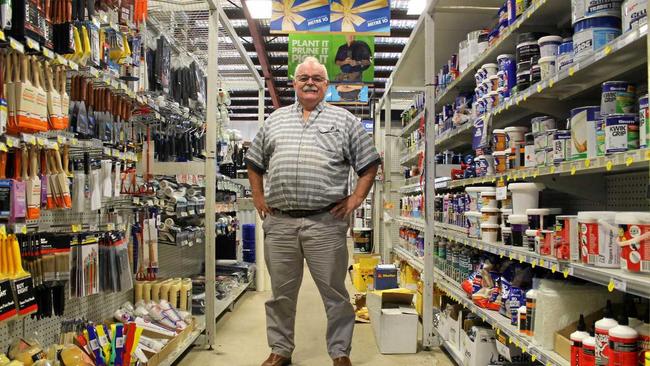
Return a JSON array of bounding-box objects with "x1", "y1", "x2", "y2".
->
[
  {"x1": 522, "y1": 346, "x2": 527, "y2": 353},
  {"x1": 547, "y1": 362, "x2": 553, "y2": 366},
  {"x1": 569, "y1": 67, "x2": 575, "y2": 76},
  {"x1": 507, "y1": 174, "x2": 511, "y2": 181},
  {"x1": 531, "y1": 355, "x2": 537, "y2": 362},
  {"x1": 564, "y1": 269, "x2": 570, "y2": 278},
  {"x1": 491, "y1": 177, "x2": 496, "y2": 183},
  {"x1": 549, "y1": 79, "x2": 554, "y2": 88},
  {"x1": 519, "y1": 255, "x2": 524, "y2": 264},
  {"x1": 551, "y1": 264, "x2": 557, "y2": 273},
  {"x1": 626, "y1": 156, "x2": 634, "y2": 166},
  {"x1": 585, "y1": 159, "x2": 591, "y2": 168},
  {"x1": 533, "y1": 169, "x2": 539, "y2": 178},
  {"x1": 550, "y1": 166, "x2": 556, "y2": 174},
  {"x1": 523, "y1": 95, "x2": 528, "y2": 102},
  {"x1": 509, "y1": 337, "x2": 513, "y2": 344},
  {"x1": 515, "y1": 340, "x2": 520, "y2": 348},
  {"x1": 509, "y1": 255, "x2": 513, "y2": 260},
  {"x1": 608, "y1": 279, "x2": 615, "y2": 292},
  {"x1": 522, "y1": 172, "x2": 527, "y2": 179},
  {"x1": 646, "y1": 150, "x2": 650, "y2": 160},
  {"x1": 606, "y1": 161, "x2": 613, "y2": 171},
  {"x1": 0, "y1": 143, "x2": 6, "y2": 152},
  {"x1": 496, "y1": 328, "x2": 500, "y2": 335},
  {"x1": 532, "y1": 260, "x2": 537, "y2": 268},
  {"x1": 0, "y1": 225, "x2": 5, "y2": 236},
  {"x1": 604, "y1": 45, "x2": 612, "y2": 55},
  {"x1": 499, "y1": 177, "x2": 505, "y2": 184},
  {"x1": 6, "y1": 139, "x2": 13, "y2": 148},
  {"x1": 72, "y1": 224, "x2": 81, "y2": 233},
  {"x1": 540, "y1": 259, "x2": 545, "y2": 267},
  {"x1": 537, "y1": 84, "x2": 542, "y2": 93},
  {"x1": 570, "y1": 165, "x2": 576, "y2": 175}
]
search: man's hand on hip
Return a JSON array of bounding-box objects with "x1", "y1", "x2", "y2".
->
[
  {"x1": 330, "y1": 195, "x2": 364, "y2": 219},
  {"x1": 253, "y1": 194, "x2": 271, "y2": 219}
]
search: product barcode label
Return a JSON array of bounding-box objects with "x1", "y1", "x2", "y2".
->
[
  {"x1": 589, "y1": 254, "x2": 598, "y2": 264},
  {"x1": 89, "y1": 339, "x2": 99, "y2": 350},
  {"x1": 641, "y1": 261, "x2": 650, "y2": 272},
  {"x1": 116, "y1": 337, "x2": 124, "y2": 348}
]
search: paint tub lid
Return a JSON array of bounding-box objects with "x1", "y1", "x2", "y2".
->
[
  {"x1": 508, "y1": 182, "x2": 545, "y2": 192},
  {"x1": 493, "y1": 128, "x2": 506, "y2": 134},
  {"x1": 497, "y1": 54, "x2": 515, "y2": 61},
  {"x1": 508, "y1": 214, "x2": 529, "y2": 225},
  {"x1": 615, "y1": 212, "x2": 650, "y2": 224},
  {"x1": 482, "y1": 63, "x2": 498, "y2": 69},
  {"x1": 480, "y1": 207, "x2": 501, "y2": 213},
  {"x1": 353, "y1": 228, "x2": 372, "y2": 232},
  {"x1": 559, "y1": 41, "x2": 573, "y2": 54},
  {"x1": 574, "y1": 16, "x2": 622, "y2": 33},
  {"x1": 465, "y1": 211, "x2": 483, "y2": 218},
  {"x1": 501, "y1": 226, "x2": 512, "y2": 232},
  {"x1": 489, "y1": 74, "x2": 499, "y2": 81},
  {"x1": 526, "y1": 208, "x2": 551, "y2": 215},
  {"x1": 538, "y1": 35, "x2": 563, "y2": 45},
  {"x1": 525, "y1": 229, "x2": 539, "y2": 236},
  {"x1": 504, "y1": 126, "x2": 530, "y2": 134},
  {"x1": 577, "y1": 211, "x2": 617, "y2": 222},
  {"x1": 466, "y1": 186, "x2": 496, "y2": 193},
  {"x1": 501, "y1": 208, "x2": 513, "y2": 214},
  {"x1": 493, "y1": 150, "x2": 508, "y2": 156},
  {"x1": 481, "y1": 191, "x2": 497, "y2": 197},
  {"x1": 538, "y1": 56, "x2": 557, "y2": 64},
  {"x1": 481, "y1": 223, "x2": 501, "y2": 229}
]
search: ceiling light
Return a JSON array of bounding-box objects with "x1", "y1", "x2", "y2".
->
[
  {"x1": 407, "y1": 0, "x2": 425, "y2": 15},
  {"x1": 246, "y1": 0, "x2": 272, "y2": 19}
]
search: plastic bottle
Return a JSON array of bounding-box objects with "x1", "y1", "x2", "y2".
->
[
  {"x1": 636, "y1": 311, "x2": 650, "y2": 366},
  {"x1": 572, "y1": 314, "x2": 591, "y2": 366},
  {"x1": 518, "y1": 306, "x2": 527, "y2": 334},
  {"x1": 596, "y1": 300, "x2": 619, "y2": 366},
  {"x1": 526, "y1": 288, "x2": 538, "y2": 336},
  {"x1": 609, "y1": 314, "x2": 639, "y2": 366},
  {"x1": 583, "y1": 335, "x2": 597, "y2": 366}
]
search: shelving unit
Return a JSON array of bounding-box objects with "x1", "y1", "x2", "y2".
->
[{"x1": 374, "y1": 0, "x2": 650, "y2": 360}]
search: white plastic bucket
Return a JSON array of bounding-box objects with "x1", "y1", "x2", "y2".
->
[
  {"x1": 504, "y1": 126, "x2": 530, "y2": 149},
  {"x1": 466, "y1": 186, "x2": 496, "y2": 211},
  {"x1": 481, "y1": 223, "x2": 500, "y2": 244},
  {"x1": 577, "y1": 211, "x2": 618, "y2": 267},
  {"x1": 615, "y1": 212, "x2": 650, "y2": 272},
  {"x1": 508, "y1": 183, "x2": 545, "y2": 215},
  {"x1": 481, "y1": 207, "x2": 501, "y2": 225}
]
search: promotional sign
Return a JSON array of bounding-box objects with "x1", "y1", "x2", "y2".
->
[
  {"x1": 271, "y1": 0, "x2": 390, "y2": 34},
  {"x1": 326, "y1": 84, "x2": 369, "y2": 104},
  {"x1": 288, "y1": 34, "x2": 375, "y2": 85},
  {"x1": 330, "y1": 0, "x2": 391, "y2": 34}
]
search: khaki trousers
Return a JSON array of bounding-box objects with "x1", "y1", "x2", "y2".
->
[{"x1": 262, "y1": 211, "x2": 355, "y2": 359}]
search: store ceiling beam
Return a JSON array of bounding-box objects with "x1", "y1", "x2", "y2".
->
[
  {"x1": 241, "y1": 0, "x2": 280, "y2": 108},
  {"x1": 218, "y1": 8, "x2": 264, "y2": 88},
  {"x1": 232, "y1": 25, "x2": 413, "y2": 38}
]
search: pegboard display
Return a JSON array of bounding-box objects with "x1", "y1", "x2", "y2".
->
[
  {"x1": 158, "y1": 243, "x2": 205, "y2": 279},
  {"x1": 606, "y1": 171, "x2": 649, "y2": 211}
]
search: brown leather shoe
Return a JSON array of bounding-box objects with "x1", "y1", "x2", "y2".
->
[
  {"x1": 261, "y1": 353, "x2": 291, "y2": 366},
  {"x1": 333, "y1": 356, "x2": 352, "y2": 366}
]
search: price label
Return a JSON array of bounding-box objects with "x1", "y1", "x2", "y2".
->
[
  {"x1": 56, "y1": 136, "x2": 67, "y2": 144},
  {"x1": 107, "y1": 223, "x2": 115, "y2": 230},
  {"x1": 604, "y1": 45, "x2": 612, "y2": 56},
  {"x1": 25, "y1": 36, "x2": 40, "y2": 51},
  {"x1": 537, "y1": 84, "x2": 543, "y2": 93},
  {"x1": 540, "y1": 259, "x2": 545, "y2": 267},
  {"x1": 569, "y1": 67, "x2": 575, "y2": 76},
  {"x1": 68, "y1": 61, "x2": 79, "y2": 71},
  {"x1": 608, "y1": 278, "x2": 626, "y2": 292},
  {"x1": 626, "y1": 156, "x2": 634, "y2": 166},
  {"x1": 0, "y1": 225, "x2": 5, "y2": 235},
  {"x1": 519, "y1": 255, "x2": 525, "y2": 263},
  {"x1": 71, "y1": 224, "x2": 81, "y2": 233},
  {"x1": 70, "y1": 138, "x2": 78, "y2": 146},
  {"x1": 606, "y1": 160, "x2": 613, "y2": 171},
  {"x1": 0, "y1": 30, "x2": 5, "y2": 41},
  {"x1": 532, "y1": 259, "x2": 537, "y2": 268},
  {"x1": 0, "y1": 143, "x2": 6, "y2": 152},
  {"x1": 9, "y1": 37, "x2": 24, "y2": 53},
  {"x1": 551, "y1": 264, "x2": 557, "y2": 273},
  {"x1": 36, "y1": 137, "x2": 46, "y2": 146},
  {"x1": 496, "y1": 185, "x2": 507, "y2": 200},
  {"x1": 56, "y1": 55, "x2": 67, "y2": 65},
  {"x1": 570, "y1": 165, "x2": 576, "y2": 175},
  {"x1": 531, "y1": 354, "x2": 537, "y2": 362},
  {"x1": 133, "y1": 197, "x2": 140, "y2": 204},
  {"x1": 533, "y1": 169, "x2": 539, "y2": 178},
  {"x1": 549, "y1": 79, "x2": 554, "y2": 88},
  {"x1": 22, "y1": 134, "x2": 36, "y2": 145}
]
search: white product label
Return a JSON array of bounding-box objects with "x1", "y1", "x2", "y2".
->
[
  {"x1": 553, "y1": 139, "x2": 568, "y2": 162},
  {"x1": 597, "y1": 220, "x2": 621, "y2": 267},
  {"x1": 557, "y1": 53, "x2": 573, "y2": 73},
  {"x1": 525, "y1": 145, "x2": 536, "y2": 167},
  {"x1": 572, "y1": 0, "x2": 586, "y2": 23},
  {"x1": 623, "y1": 0, "x2": 648, "y2": 31},
  {"x1": 573, "y1": 28, "x2": 621, "y2": 62},
  {"x1": 605, "y1": 123, "x2": 629, "y2": 152},
  {"x1": 496, "y1": 186, "x2": 508, "y2": 200}
]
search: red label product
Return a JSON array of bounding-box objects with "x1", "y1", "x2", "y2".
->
[
  {"x1": 616, "y1": 212, "x2": 650, "y2": 273},
  {"x1": 609, "y1": 315, "x2": 639, "y2": 366},
  {"x1": 583, "y1": 336, "x2": 597, "y2": 366}
]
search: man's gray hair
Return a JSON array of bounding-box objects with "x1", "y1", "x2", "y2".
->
[{"x1": 296, "y1": 56, "x2": 329, "y2": 80}]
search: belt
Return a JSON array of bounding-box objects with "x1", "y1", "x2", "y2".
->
[{"x1": 274, "y1": 203, "x2": 337, "y2": 218}]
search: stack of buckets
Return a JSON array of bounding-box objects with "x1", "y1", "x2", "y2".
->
[{"x1": 242, "y1": 224, "x2": 256, "y2": 263}]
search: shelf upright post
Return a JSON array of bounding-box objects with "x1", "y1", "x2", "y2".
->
[
  {"x1": 383, "y1": 92, "x2": 393, "y2": 260},
  {"x1": 373, "y1": 100, "x2": 383, "y2": 252},
  {"x1": 423, "y1": 7, "x2": 437, "y2": 349},
  {"x1": 204, "y1": 0, "x2": 221, "y2": 349},
  {"x1": 255, "y1": 87, "x2": 268, "y2": 291}
]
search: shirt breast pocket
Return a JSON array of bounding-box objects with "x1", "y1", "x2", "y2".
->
[{"x1": 316, "y1": 126, "x2": 342, "y2": 154}]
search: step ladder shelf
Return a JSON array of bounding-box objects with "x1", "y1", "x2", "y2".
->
[
  {"x1": 393, "y1": 246, "x2": 425, "y2": 273},
  {"x1": 433, "y1": 267, "x2": 570, "y2": 366},
  {"x1": 437, "y1": 148, "x2": 650, "y2": 190},
  {"x1": 434, "y1": 224, "x2": 650, "y2": 299}
]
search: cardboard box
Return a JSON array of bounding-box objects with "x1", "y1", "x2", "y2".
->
[
  {"x1": 554, "y1": 310, "x2": 603, "y2": 362},
  {"x1": 352, "y1": 255, "x2": 381, "y2": 292},
  {"x1": 367, "y1": 290, "x2": 418, "y2": 354},
  {"x1": 460, "y1": 326, "x2": 498, "y2": 366},
  {"x1": 144, "y1": 318, "x2": 196, "y2": 366},
  {"x1": 495, "y1": 333, "x2": 524, "y2": 363},
  {"x1": 446, "y1": 305, "x2": 464, "y2": 349}
]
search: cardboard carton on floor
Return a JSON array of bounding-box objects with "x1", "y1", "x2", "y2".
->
[
  {"x1": 367, "y1": 290, "x2": 418, "y2": 354},
  {"x1": 460, "y1": 326, "x2": 498, "y2": 366},
  {"x1": 554, "y1": 310, "x2": 603, "y2": 362}
]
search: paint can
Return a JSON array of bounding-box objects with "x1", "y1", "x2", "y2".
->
[
  {"x1": 497, "y1": 54, "x2": 516, "y2": 92},
  {"x1": 516, "y1": 70, "x2": 531, "y2": 90},
  {"x1": 605, "y1": 113, "x2": 639, "y2": 153},
  {"x1": 570, "y1": 106, "x2": 601, "y2": 160},
  {"x1": 639, "y1": 94, "x2": 648, "y2": 148},
  {"x1": 601, "y1": 81, "x2": 637, "y2": 115},
  {"x1": 538, "y1": 56, "x2": 556, "y2": 80},
  {"x1": 555, "y1": 215, "x2": 579, "y2": 261},
  {"x1": 538, "y1": 35, "x2": 563, "y2": 57},
  {"x1": 530, "y1": 64, "x2": 541, "y2": 84},
  {"x1": 516, "y1": 33, "x2": 542, "y2": 65},
  {"x1": 573, "y1": 16, "x2": 622, "y2": 62},
  {"x1": 572, "y1": 0, "x2": 624, "y2": 24},
  {"x1": 553, "y1": 129, "x2": 572, "y2": 163},
  {"x1": 578, "y1": 211, "x2": 619, "y2": 267},
  {"x1": 622, "y1": 0, "x2": 647, "y2": 31},
  {"x1": 557, "y1": 39, "x2": 574, "y2": 73},
  {"x1": 615, "y1": 212, "x2": 650, "y2": 273}
]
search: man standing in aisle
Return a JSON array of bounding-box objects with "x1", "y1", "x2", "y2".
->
[{"x1": 245, "y1": 56, "x2": 380, "y2": 366}]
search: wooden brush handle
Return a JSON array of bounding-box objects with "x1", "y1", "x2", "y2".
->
[
  {"x1": 62, "y1": 145, "x2": 69, "y2": 174},
  {"x1": 21, "y1": 146, "x2": 28, "y2": 181},
  {"x1": 30, "y1": 146, "x2": 39, "y2": 179}
]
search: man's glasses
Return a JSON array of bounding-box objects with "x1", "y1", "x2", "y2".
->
[{"x1": 295, "y1": 74, "x2": 326, "y2": 83}]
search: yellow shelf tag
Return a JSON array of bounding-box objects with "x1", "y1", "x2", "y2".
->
[
  {"x1": 532, "y1": 260, "x2": 537, "y2": 268},
  {"x1": 604, "y1": 45, "x2": 612, "y2": 55},
  {"x1": 0, "y1": 225, "x2": 5, "y2": 236},
  {"x1": 531, "y1": 355, "x2": 537, "y2": 362},
  {"x1": 608, "y1": 279, "x2": 615, "y2": 292},
  {"x1": 547, "y1": 361, "x2": 552, "y2": 366},
  {"x1": 585, "y1": 159, "x2": 591, "y2": 168},
  {"x1": 564, "y1": 269, "x2": 570, "y2": 278},
  {"x1": 551, "y1": 264, "x2": 557, "y2": 273},
  {"x1": 0, "y1": 143, "x2": 6, "y2": 152},
  {"x1": 533, "y1": 169, "x2": 539, "y2": 178},
  {"x1": 569, "y1": 67, "x2": 575, "y2": 76},
  {"x1": 522, "y1": 172, "x2": 528, "y2": 179},
  {"x1": 549, "y1": 79, "x2": 554, "y2": 88},
  {"x1": 537, "y1": 84, "x2": 542, "y2": 93},
  {"x1": 540, "y1": 259, "x2": 545, "y2": 267},
  {"x1": 20, "y1": 225, "x2": 27, "y2": 234},
  {"x1": 522, "y1": 346, "x2": 527, "y2": 353},
  {"x1": 550, "y1": 166, "x2": 556, "y2": 174},
  {"x1": 570, "y1": 165, "x2": 576, "y2": 175},
  {"x1": 626, "y1": 156, "x2": 634, "y2": 166},
  {"x1": 606, "y1": 161, "x2": 613, "y2": 171},
  {"x1": 72, "y1": 224, "x2": 81, "y2": 233}
]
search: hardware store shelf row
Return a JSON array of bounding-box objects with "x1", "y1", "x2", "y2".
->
[
  {"x1": 396, "y1": 216, "x2": 426, "y2": 230},
  {"x1": 400, "y1": 110, "x2": 425, "y2": 137}
]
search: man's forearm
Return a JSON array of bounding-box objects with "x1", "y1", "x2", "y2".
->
[
  {"x1": 247, "y1": 165, "x2": 265, "y2": 198},
  {"x1": 351, "y1": 165, "x2": 378, "y2": 200}
]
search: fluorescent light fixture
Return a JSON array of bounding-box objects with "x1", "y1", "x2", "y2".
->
[
  {"x1": 407, "y1": 0, "x2": 425, "y2": 15},
  {"x1": 247, "y1": 0, "x2": 272, "y2": 19}
]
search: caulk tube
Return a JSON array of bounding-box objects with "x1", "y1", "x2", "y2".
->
[
  {"x1": 635, "y1": 311, "x2": 649, "y2": 366},
  {"x1": 133, "y1": 346, "x2": 149, "y2": 363},
  {"x1": 583, "y1": 334, "x2": 597, "y2": 366},
  {"x1": 609, "y1": 314, "x2": 639, "y2": 366},
  {"x1": 138, "y1": 335, "x2": 165, "y2": 352},
  {"x1": 571, "y1": 315, "x2": 591, "y2": 366},
  {"x1": 596, "y1": 300, "x2": 619, "y2": 366},
  {"x1": 134, "y1": 317, "x2": 177, "y2": 337}
]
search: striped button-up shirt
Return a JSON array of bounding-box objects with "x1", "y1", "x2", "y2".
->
[{"x1": 245, "y1": 101, "x2": 381, "y2": 211}]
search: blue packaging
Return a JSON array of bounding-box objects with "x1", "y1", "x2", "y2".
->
[
  {"x1": 573, "y1": 16, "x2": 622, "y2": 62},
  {"x1": 472, "y1": 117, "x2": 487, "y2": 150},
  {"x1": 374, "y1": 265, "x2": 398, "y2": 290},
  {"x1": 507, "y1": 0, "x2": 518, "y2": 25},
  {"x1": 499, "y1": 3, "x2": 508, "y2": 23},
  {"x1": 557, "y1": 39, "x2": 574, "y2": 72},
  {"x1": 497, "y1": 53, "x2": 516, "y2": 93}
]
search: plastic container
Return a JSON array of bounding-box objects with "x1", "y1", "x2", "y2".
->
[
  {"x1": 493, "y1": 129, "x2": 508, "y2": 151},
  {"x1": 509, "y1": 214, "x2": 529, "y2": 246},
  {"x1": 557, "y1": 39, "x2": 574, "y2": 73},
  {"x1": 545, "y1": 147, "x2": 554, "y2": 166},
  {"x1": 465, "y1": 211, "x2": 483, "y2": 239},
  {"x1": 502, "y1": 226, "x2": 513, "y2": 245},
  {"x1": 488, "y1": 74, "x2": 500, "y2": 91},
  {"x1": 570, "y1": 106, "x2": 601, "y2": 160},
  {"x1": 573, "y1": 16, "x2": 622, "y2": 62},
  {"x1": 608, "y1": 315, "x2": 639, "y2": 366},
  {"x1": 595, "y1": 301, "x2": 618, "y2": 366},
  {"x1": 508, "y1": 182, "x2": 545, "y2": 215},
  {"x1": 530, "y1": 64, "x2": 541, "y2": 84},
  {"x1": 571, "y1": 315, "x2": 591, "y2": 366},
  {"x1": 483, "y1": 63, "x2": 498, "y2": 77},
  {"x1": 517, "y1": 70, "x2": 531, "y2": 90},
  {"x1": 556, "y1": 215, "x2": 579, "y2": 261},
  {"x1": 497, "y1": 54, "x2": 516, "y2": 91},
  {"x1": 553, "y1": 129, "x2": 572, "y2": 163},
  {"x1": 622, "y1": 0, "x2": 648, "y2": 31},
  {"x1": 516, "y1": 33, "x2": 542, "y2": 64},
  {"x1": 481, "y1": 191, "x2": 498, "y2": 209},
  {"x1": 531, "y1": 115, "x2": 556, "y2": 134},
  {"x1": 577, "y1": 211, "x2": 619, "y2": 267},
  {"x1": 501, "y1": 208, "x2": 513, "y2": 226},
  {"x1": 534, "y1": 132, "x2": 549, "y2": 150},
  {"x1": 481, "y1": 223, "x2": 500, "y2": 244},
  {"x1": 525, "y1": 288, "x2": 538, "y2": 335},
  {"x1": 476, "y1": 155, "x2": 495, "y2": 176},
  {"x1": 504, "y1": 126, "x2": 529, "y2": 148},
  {"x1": 481, "y1": 207, "x2": 501, "y2": 225},
  {"x1": 615, "y1": 212, "x2": 650, "y2": 272},
  {"x1": 493, "y1": 150, "x2": 509, "y2": 173},
  {"x1": 582, "y1": 336, "x2": 597, "y2": 366},
  {"x1": 639, "y1": 94, "x2": 648, "y2": 148},
  {"x1": 538, "y1": 35, "x2": 563, "y2": 57},
  {"x1": 526, "y1": 208, "x2": 561, "y2": 230},
  {"x1": 525, "y1": 229, "x2": 539, "y2": 252},
  {"x1": 538, "y1": 56, "x2": 556, "y2": 80},
  {"x1": 604, "y1": 114, "x2": 639, "y2": 154},
  {"x1": 601, "y1": 81, "x2": 636, "y2": 115},
  {"x1": 572, "y1": 0, "x2": 624, "y2": 24},
  {"x1": 466, "y1": 186, "x2": 495, "y2": 211}
]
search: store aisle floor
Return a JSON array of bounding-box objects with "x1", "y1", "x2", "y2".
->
[{"x1": 180, "y1": 257, "x2": 454, "y2": 365}]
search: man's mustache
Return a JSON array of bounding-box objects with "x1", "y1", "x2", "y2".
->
[{"x1": 303, "y1": 86, "x2": 319, "y2": 92}]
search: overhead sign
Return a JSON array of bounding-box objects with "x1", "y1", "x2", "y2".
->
[
  {"x1": 326, "y1": 84, "x2": 369, "y2": 105},
  {"x1": 288, "y1": 34, "x2": 375, "y2": 85},
  {"x1": 271, "y1": 0, "x2": 390, "y2": 34}
]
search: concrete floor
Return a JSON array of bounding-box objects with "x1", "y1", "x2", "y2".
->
[{"x1": 179, "y1": 263, "x2": 455, "y2": 366}]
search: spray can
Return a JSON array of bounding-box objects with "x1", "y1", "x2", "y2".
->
[
  {"x1": 636, "y1": 311, "x2": 650, "y2": 366},
  {"x1": 583, "y1": 336, "x2": 597, "y2": 366},
  {"x1": 572, "y1": 315, "x2": 591, "y2": 366},
  {"x1": 526, "y1": 288, "x2": 538, "y2": 336},
  {"x1": 609, "y1": 314, "x2": 639, "y2": 366},
  {"x1": 596, "y1": 300, "x2": 619, "y2": 366}
]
